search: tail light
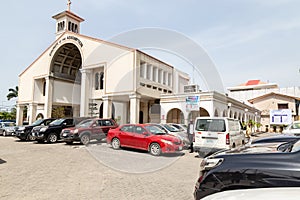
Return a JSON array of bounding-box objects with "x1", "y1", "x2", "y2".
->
[{"x1": 226, "y1": 133, "x2": 230, "y2": 145}]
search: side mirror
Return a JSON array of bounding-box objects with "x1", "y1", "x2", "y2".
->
[{"x1": 143, "y1": 132, "x2": 150, "y2": 136}]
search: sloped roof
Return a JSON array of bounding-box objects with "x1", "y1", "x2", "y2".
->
[{"x1": 248, "y1": 92, "x2": 300, "y2": 103}]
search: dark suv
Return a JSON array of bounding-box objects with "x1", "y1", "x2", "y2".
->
[
  {"x1": 61, "y1": 118, "x2": 118, "y2": 145},
  {"x1": 32, "y1": 118, "x2": 75, "y2": 143},
  {"x1": 15, "y1": 118, "x2": 56, "y2": 141}
]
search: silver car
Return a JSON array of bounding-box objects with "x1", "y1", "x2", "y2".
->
[{"x1": 0, "y1": 122, "x2": 17, "y2": 136}]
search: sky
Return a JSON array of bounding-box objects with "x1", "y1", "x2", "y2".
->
[{"x1": 1, "y1": 0, "x2": 300, "y2": 110}]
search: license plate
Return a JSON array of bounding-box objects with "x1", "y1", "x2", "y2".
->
[
  {"x1": 63, "y1": 133, "x2": 68, "y2": 137},
  {"x1": 205, "y1": 139, "x2": 214, "y2": 144},
  {"x1": 179, "y1": 146, "x2": 182, "y2": 151},
  {"x1": 32, "y1": 133, "x2": 35, "y2": 136}
]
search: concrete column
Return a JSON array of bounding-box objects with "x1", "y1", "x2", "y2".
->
[
  {"x1": 80, "y1": 69, "x2": 91, "y2": 116},
  {"x1": 155, "y1": 67, "x2": 159, "y2": 83},
  {"x1": 103, "y1": 96, "x2": 112, "y2": 119},
  {"x1": 73, "y1": 105, "x2": 80, "y2": 117},
  {"x1": 28, "y1": 103, "x2": 37, "y2": 124},
  {"x1": 165, "y1": 72, "x2": 169, "y2": 86},
  {"x1": 149, "y1": 64, "x2": 153, "y2": 81},
  {"x1": 44, "y1": 76, "x2": 53, "y2": 118},
  {"x1": 160, "y1": 70, "x2": 164, "y2": 84},
  {"x1": 129, "y1": 94, "x2": 141, "y2": 124},
  {"x1": 16, "y1": 105, "x2": 24, "y2": 126},
  {"x1": 142, "y1": 63, "x2": 147, "y2": 79}
]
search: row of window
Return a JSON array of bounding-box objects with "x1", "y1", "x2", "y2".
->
[
  {"x1": 140, "y1": 63, "x2": 172, "y2": 87},
  {"x1": 57, "y1": 21, "x2": 78, "y2": 33}
]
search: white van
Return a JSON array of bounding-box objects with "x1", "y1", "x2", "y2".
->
[{"x1": 193, "y1": 117, "x2": 246, "y2": 157}]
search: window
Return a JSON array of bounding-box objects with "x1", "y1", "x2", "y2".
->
[
  {"x1": 134, "y1": 126, "x2": 146, "y2": 134},
  {"x1": 278, "y1": 103, "x2": 288, "y2": 109},
  {"x1": 120, "y1": 125, "x2": 135, "y2": 133},
  {"x1": 195, "y1": 119, "x2": 226, "y2": 132},
  {"x1": 100, "y1": 72, "x2": 104, "y2": 90},
  {"x1": 95, "y1": 72, "x2": 104, "y2": 90},
  {"x1": 95, "y1": 72, "x2": 99, "y2": 90}
]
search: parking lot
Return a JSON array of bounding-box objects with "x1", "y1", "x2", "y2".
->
[{"x1": 0, "y1": 137, "x2": 200, "y2": 200}]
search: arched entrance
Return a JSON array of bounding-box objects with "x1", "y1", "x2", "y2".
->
[
  {"x1": 99, "y1": 103, "x2": 115, "y2": 119},
  {"x1": 200, "y1": 107, "x2": 210, "y2": 117},
  {"x1": 36, "y1": 113, "x2": 44, "y2": 120},
  {"x1": 167, "y1": 108, "x2": 184, "y2": 124},
  {"x1": 50, "y1": 43, "x2": 82, "y2": 82}
]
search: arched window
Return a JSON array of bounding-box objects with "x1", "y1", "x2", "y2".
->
[
  {"x1": 100, "y1": 72, "x2": 104, "y2": 90},
  {"x1": 43, "y1": 81, "x2": 46, "y2": 96},
  {"x1": 95, "y1": 72, "x2": 99, "y2": 90}
]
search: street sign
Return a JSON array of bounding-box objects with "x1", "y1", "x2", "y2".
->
[{"x1": 270, "y1": 109, "x2": 292, "y2": 125}]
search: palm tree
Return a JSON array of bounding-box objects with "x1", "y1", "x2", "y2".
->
[{"x1": 7, "y1": 86, "x2": 18, "y2": 101}]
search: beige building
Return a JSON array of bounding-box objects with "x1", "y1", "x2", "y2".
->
[
  {"x1": 248, "y1": 92, "x2": 300, "y2": 132},
  {"x1": 228, "y1": 80, "x2": 300, "y2": 132}
]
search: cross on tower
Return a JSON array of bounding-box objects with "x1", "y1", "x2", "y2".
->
[{"x1": 67, "y1": 0, "x2": 72, "y2": 11}]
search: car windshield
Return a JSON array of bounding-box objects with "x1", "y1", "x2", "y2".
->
[
  {"x1": 162, "y1": 124, "x2": 179, "y2": 132},
  {"x1": 145, "y1": 125, "x2": 166, "y2": 135},
  {"x1": 76, "y1": 119, "x2": 93, "y2": 128},
  {"x1": 195, "y1": 119, "x2": 226, "y2": 132},
  {"x1": 31, "y1": 119, "x2": 44, "y2": 126},
  {"x1": 49, "y1": 119, "x2": 65, "y2": 126},
  {"x1": 3, "y1": 122, "x2": 15, "y2": 127}
]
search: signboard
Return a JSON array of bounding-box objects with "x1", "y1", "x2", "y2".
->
[
  {"x1": 184, "y1": 85, "x2": 199, "y2": 93},
  {"x1": 270, "y1": 109, "x2": 292, "y2": 125},
  {"x1": 186, "y1": 96, "x2": 199, "y2": 111}
]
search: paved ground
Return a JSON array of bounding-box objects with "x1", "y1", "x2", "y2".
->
[{"x1": 0, "y1": 137, "x2": 200, "y2": 200}]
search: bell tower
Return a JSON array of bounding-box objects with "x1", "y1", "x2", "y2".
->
[{"x1": 52, "y1": 0, "x2": 85, "y2": 39}]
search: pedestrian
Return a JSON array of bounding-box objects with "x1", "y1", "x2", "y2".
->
[{"x1": 187, "y1": 119, "x2": 194, "y2": 153}]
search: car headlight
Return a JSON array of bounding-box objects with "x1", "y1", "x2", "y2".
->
[
  {"x1": 74, "y1": 129, "x2": 78, "y2": 134},
  {"x1": 40, "y1": 127, "x2": 47, "y2": 132},
  {"x1": 161, "y1": 139, "x2": 173, "y2": 145}
]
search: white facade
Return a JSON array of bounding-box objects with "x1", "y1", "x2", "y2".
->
[
  {"x1": 16, "y1": 8, "x2": 189, "y2": 125},
  {"x1": 17, "y1": 8, "x2": 260, "y2": 126}
]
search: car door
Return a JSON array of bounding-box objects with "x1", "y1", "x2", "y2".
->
[
  {"x1": 131, "y1": 125, "x2": 149, "y2": 150},
  {"x1": 92, "y1": 120, "x2": 105, "y2": 140},
  {"x1": 100, "y1": 119, "x2": 115, "y2": 135},
  {"x1": 118, "y1": 125, "x2": 135, "y2": 147}
]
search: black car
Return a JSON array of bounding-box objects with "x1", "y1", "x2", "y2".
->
[
  {"x1": 32, "y1": 118, "x2": 75, "y2": 143},
  {"x1": 251, "y1": 134, "x2": 300, "y2": 145},
  {"x1": 15, "y1": 118, "x2": 56, "y2": 141},
  {"x1": 194, "y1": 139, "x2": 300, "y2": 200}
]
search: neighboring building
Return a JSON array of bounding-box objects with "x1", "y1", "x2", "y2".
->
[
  {"x1": 160, "y1": 91, "x2": 260, "y2": 125},
  {"x1": 248, "y1": 93, "x2": 300, "y2": 132},
  {"x1": 16, "y1": 5, "x2": 260, "y2": 126},
  {"x1": 228, "y1": 80, "x2": 300, "y2": 132}
]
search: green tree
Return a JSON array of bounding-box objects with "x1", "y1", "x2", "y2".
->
[
  {"x1": 0, "y1": 111, "x2": 14, "y2": 120},
  {"x1": 52, "y1": 107, "x2": 65, "y2": 118},
  {"x1": 7, "y1": 86, "x2": 18, "y2": 101}
]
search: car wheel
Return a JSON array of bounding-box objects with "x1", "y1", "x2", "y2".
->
[
  {"x1": 80, "y1": 134, "x2": 90, "y2": 145},
  {"x1": 27, "y1": 133, "x2": 35, "y2": 141},
  {"x1": 47, "y1": 133, "x2": 58, "y2": 143},
  {"x1": 111, "y1": 138, "x2": 120, "y2": 149},
  {"x1": 66, "y1": 141, "x2": 73, "y2": 145},
  {"x1": 149, "y1": 143, "x2": 161, "y2": 156},
  {"x1": 3, "y1": 131, "x2": 6, "y2": 137}
]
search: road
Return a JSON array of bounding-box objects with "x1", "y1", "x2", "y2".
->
[{"x1": 0, "y1": 137, "x2": 200, "y2": 200}]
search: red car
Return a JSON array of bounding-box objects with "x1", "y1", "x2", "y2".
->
[{"x1": 107, "y1": 124, "x2": 184, "y2": 156}]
